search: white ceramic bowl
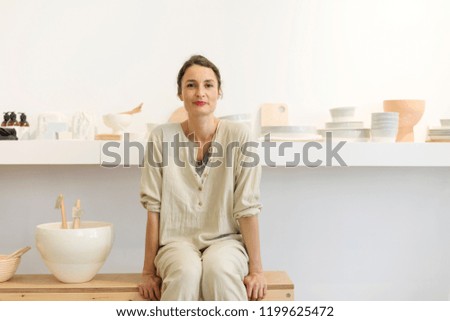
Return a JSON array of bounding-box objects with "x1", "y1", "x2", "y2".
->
[
  {"x1": 36, "y1": 221, "x2": 114, "y2": 283},
  {"x1": 329, "y1": 107, "x2": 356, "y2": 122},
  {"x1": 440, "y1": 119, "x2": 450, "y2": 128},
  {"x1": 103, "y1": 114, "x2": 132, "y2": 134}
]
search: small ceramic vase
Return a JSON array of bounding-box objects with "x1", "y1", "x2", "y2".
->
[{"x1": 383, "y1": 100, "x2": 425, "y2": 142}]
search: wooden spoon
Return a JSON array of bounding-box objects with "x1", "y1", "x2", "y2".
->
[{"x1": 4, "y1": 246, "x2": 31, "y2": 260}]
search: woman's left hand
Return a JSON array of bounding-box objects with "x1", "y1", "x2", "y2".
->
[{"x1": 244, "y1": 271, "x2": 267, "y2": 301}]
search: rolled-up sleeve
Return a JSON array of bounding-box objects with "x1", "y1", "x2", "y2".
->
[
  {"x1": 140, "y1": 127, "x2": 163, "y2": 213},
  {"x1": 233, "y1": 129, "x2": 262, "y2": 220}
]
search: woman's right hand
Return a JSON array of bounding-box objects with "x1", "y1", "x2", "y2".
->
[{"x1": 139, "y1": 273, "x2": 162, "y2": 300}]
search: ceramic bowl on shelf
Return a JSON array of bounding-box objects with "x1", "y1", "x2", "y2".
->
[
  {"x1": 35, "y1": 221, "x2": 114, "y2": 283},
  {"x1": 103, "y1": 113, "x2": 133, "y2": 134},
  {"x1": 440, "y1": 119, "x2": 450, "y2": 128},
  {"x1": 329, "y1": 107, "x2": 356, "y2": 122}
]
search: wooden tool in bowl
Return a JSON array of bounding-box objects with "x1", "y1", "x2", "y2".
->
[{"x1": 4, "y1": 246, "x2": 31, "y2": 260}]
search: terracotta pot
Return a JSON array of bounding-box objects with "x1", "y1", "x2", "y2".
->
[{"x1": 383, "y1": 100, "x2": 425, "y2": 142}]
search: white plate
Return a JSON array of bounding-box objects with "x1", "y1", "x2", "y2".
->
[
  {"x1": 428, "y1": 135, "x2": 450, "y2": 141},
  {"x1": 325, "y1": 121, "x2": 364, "y2": 129},
  {"x1": 318, "y1": 128, "x2": 370, "y2": 137},
  {"x1": 261, "y1": 125, "x2": 317, "y2": 134}
]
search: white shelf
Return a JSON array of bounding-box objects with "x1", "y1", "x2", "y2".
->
[
  {"x1": 1, "y1": 140, "x2": 450, "y2": 166},
  {"x1": 258, "y1": 141, "x2": 450, "y2": 167},
  {"x1": 0, "y1": 141, "x2": 102, "y2": 165}
]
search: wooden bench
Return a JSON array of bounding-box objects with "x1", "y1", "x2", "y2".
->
[{"x1": 0, "y1": 271, "x2": 294, "y2": 301}]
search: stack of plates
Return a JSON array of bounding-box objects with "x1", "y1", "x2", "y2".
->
[
  {"x1": 427, "y1": 118, "x2": 450, "y2": 142},
  {"x1": 260, "y1": 125, "x2": 322, "y2": 142},
  {"x1": 325, "y1": 121, "x2": 364, "y2": 129},
  {"x1": 320, "y1": 107, "x2": 370, "y2": 142},
  {"x1": 318, "y1": 128, "x2": 370, "y2": 142},
  {"x1": 428, "y1": 129, "x2": 450, "y2": 142}
]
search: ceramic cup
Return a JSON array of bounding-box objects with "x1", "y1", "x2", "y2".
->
[{"x1": 371, "y1": 112, "x2": 399, "y2": 143}]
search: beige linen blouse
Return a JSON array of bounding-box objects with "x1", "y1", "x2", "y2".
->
[{"x1": 140, "y1": 119, "x2": 262, "y2": 250}]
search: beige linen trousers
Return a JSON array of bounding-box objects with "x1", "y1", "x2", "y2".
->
[{"x1": 155, "y1": 239, "x2": 249, "y2": 300}]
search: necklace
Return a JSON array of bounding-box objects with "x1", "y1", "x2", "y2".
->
[
  {"x1": 184, "y1": 119, "x2": 219, "y2": 145},
  {"x1": 186, "y1": 121, "x2": 217, "y2": 145},
  {"x1": 182, "y1": 119, "x2": 218, "y2": 165}
]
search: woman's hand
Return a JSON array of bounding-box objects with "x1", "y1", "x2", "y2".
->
[
  {"x1": 244, "y1": 271, "x2": 267, "y2": 301},
  {"x1": 139, "y1": 273, "x2": 162, "y2": 301}
]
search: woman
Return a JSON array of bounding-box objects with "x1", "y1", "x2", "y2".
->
[{"x1": 139, "y1": 55, "x2": 266, "y2": 301}]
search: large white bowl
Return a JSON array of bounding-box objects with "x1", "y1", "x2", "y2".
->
[{"x1": 35, "y1": 221, "x2": 114, "y2": 283}]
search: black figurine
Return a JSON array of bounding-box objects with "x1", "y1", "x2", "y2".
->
[
  {"x1": 19, "y1": 112, "x2": 30, "y2": 127},
  {"x1": 1, "y1": 112, "x2": 10, "y2": 126},
  {"x1": 7, "y1": 112, "x2": 19, "y2": 126}
]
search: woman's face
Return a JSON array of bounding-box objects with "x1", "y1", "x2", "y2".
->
[{"x1": 179, "y1": 64, "x2": 220, "y2": 118}]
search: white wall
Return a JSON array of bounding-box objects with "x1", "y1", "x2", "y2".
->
[
  {"x1": 1, "y1": 0, "x2": 450, "y2": 137},
  {"x1": 1, "y1": 0, "x2": 450, "y2": 300},
  {"x1": 1, "y1": 165, "x2": 450, "y2": 300}
]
